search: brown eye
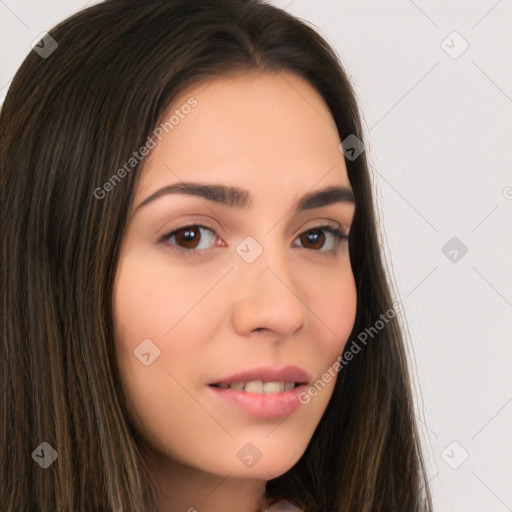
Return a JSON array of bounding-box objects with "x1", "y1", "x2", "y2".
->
[
  {"x1": 174, "y1": 226, "x2": 201, "y2": 249},
  {"x1": 163, "y1": 225, "x2": 217, "y2": 253},
  {"x1": 295, "y1": 225, "x2": 348, "y2": 252},
  {"x1": 299, "y1": 229, "x2": 326, "y2": 250}
]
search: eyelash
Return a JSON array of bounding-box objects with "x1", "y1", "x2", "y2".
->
[{"x1": 159, "y1": 222, "x2": 349, "y2": 259}]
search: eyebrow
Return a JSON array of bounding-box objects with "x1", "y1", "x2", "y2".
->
[{"x1": 134, "y1": 182, "x2": 355, "y2": 213}]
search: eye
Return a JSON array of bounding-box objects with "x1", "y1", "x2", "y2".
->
[
  {"x1": 161, "y1": 224, "x2": 218, "y2": 258},
  {"x1": 160, "y1": 222, "x2": 348, "y2": 258},
  {"x1": 293, "y1": 223, "x2": 348, "y2": 252}
]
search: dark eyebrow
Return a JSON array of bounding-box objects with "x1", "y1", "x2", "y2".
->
[{"x1": 134, "y1": 182, "x2": 355, "y2": 213}]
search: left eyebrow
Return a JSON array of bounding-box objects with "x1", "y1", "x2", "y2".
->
[{"x1": 134, "y1": 182, "x2": 355, "y2": 213}]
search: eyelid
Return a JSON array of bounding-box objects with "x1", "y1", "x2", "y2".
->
[
  {"x1": 159, "y1": 219, "x2": 349, "y2": 259},
  {"x1": 159, "y1": 218, "x2": 348, "y2": 240}
]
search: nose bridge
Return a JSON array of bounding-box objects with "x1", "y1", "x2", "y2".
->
[
  {"x1": 237, "y1": 228, "x2": 295, "y2": 290},
  {"x1": 230, "y1": 229, "x2": 306, "y2": 335}
]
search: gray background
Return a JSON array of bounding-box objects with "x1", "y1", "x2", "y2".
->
[{"x1": 1, "y1": 1, "x2": 511, "y2": 510}]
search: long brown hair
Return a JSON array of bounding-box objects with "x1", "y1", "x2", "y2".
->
[{"x1": 0, "y1": 0, "x2": 433, "y2": 510}]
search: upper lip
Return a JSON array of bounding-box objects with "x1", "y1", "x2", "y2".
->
[{"x1": 208, "y1": 365, "x2": 312, "y2": 385}]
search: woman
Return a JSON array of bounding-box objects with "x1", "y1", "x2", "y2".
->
[{"x1": 0, "y1": 0, "x2": 433, "y2": 510}]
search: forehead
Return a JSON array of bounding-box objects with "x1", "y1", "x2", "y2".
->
[{"x1": 135, "y1": 70, "x2": 350, "y2": 204}]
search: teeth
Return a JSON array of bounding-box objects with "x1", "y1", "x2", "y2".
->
[
  {"x1": 214, "y1": 380, "x2": 299, "y2": 394},
  {"x1": 262, "y1": 381, "x2": 283, "y2": 394},
  {"x1": 244, "y1": 380, "x2": 264, "y2": 393}
]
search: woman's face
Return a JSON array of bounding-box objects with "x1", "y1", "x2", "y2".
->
[{"x1": 113, "y1": 70, "x2": 357, "y2": 482}]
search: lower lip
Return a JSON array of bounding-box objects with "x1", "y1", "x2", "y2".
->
[{"x1": 207, "y1": 385, "x2": 307, "y2": 419}]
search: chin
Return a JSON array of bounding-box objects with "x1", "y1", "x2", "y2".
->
[{"x1": 211, "y1": 439, "x2": 306, "y2": 479}]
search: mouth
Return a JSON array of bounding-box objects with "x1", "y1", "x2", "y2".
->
[
  {"x1": 207, "y1": 365, "x2": 311, "y2": 392},
  {"x1": 207, "y1": 380, "x2": 309, "y2": 419},
  {"x1": 208, "y1": 380, "x2": 307, "y2": 394}
]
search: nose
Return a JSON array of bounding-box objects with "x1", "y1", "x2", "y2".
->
[{"x1": 230, "y1": 239, "x2": 306, "y2": 338}]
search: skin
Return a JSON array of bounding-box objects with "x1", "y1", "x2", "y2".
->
[{"x1": 112, "y1": 70, "x2": 357, "y2": 512}]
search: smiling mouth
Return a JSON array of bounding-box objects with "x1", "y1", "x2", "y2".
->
[{"x1": 208, "y1": 380, "x2": 306, "y2": 394}]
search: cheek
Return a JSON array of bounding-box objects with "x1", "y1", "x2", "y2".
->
[
  {"x1": 275, "y1": 262, "x2": 357, "y2": 413},
  {"x1": 306, "y1": 262, "x2": 357, "y2": 355},
  {"x1": 112, "y1": 248, "x2": 217, "y2": 368},
  {"x1": 112, "y1": 256, "x2": 228, "y2": 472}
]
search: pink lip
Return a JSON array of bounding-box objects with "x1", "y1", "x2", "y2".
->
[
  {"x1": 206, "y1": 365, "x2": 312, "y2": 419},
  {"x1": 207, "y1": 384, "x2": 308, "y2": 419},
  {"x1": 207, "y1": 365, "x2": 312, "y2": 386}
]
